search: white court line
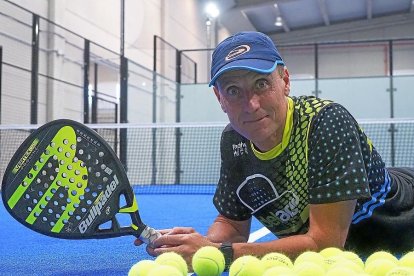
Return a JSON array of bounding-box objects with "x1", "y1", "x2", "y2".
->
[{"x1": 248, "y1": 227, "x2": 271, "y2": 242}]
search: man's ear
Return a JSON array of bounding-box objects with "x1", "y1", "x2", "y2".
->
[
  {"x1": 213, "y1": 86, "x2": 227, "y2": 113},
  {"x1": 283, "y1": 68, "x2": 291, "y2": 96}
]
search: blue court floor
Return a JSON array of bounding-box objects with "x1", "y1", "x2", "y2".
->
[{"x1": 0, "y1": 189, "x2": 272, "y2": 276}]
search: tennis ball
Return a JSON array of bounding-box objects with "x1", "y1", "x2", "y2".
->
[
  {"x1": 294, "y1": 261, "x2": 325, "y2": 276},
  {"x1": 191, "y1": 246, "x2": 225, "y2": 276},
  {"x1": 338, "y1": 251, "x2": 365, "y2": 269},
  {"x1": 261, "y1": 252, "x2": 293, "y2": 269},
  {"x1": 147, "y1": 265, "x2": 182, "y2": 276},
  {"x1": 319, "y1": 247, "x2": 343, "y2": 258},
  {"x1": 263, "y1": 266, "x2": 295, "y2": 276},
  {"x1": 229, "y1": 255, "x2": 265, "y2": 276},
  {"x1": 155, "y1": 252, "x2": 188, "y2": 276},
  {"x1": 324, "y1": 255, "x2": 348, "y2": 270},
  {"x1": 328, "y1": 259, "x2": 364, "y2": 274},
  {"x1": 365, "y1": 251, "x2": 398, "y2": 267},
  {"x1": 399, "y1": 251, "x2": 414, "y2": 268},
  {"x1": 294, "y1": 251, "x2": 325, "y2": 268},
  {"x1": 386, "y1": 266, "x2": 414, "y2": 276},
  {"x1": 325, "y1": 265, "x2": 355, "y2": 276},
  {"x1": 128, "y1": 260, "x2": 158, "y2": 276},
  {"x1": 365, "y1": 258, "x2": 398, "y2": 276}
]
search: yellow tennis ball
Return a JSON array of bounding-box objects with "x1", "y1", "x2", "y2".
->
[
  {"x1": 229, "y1": 255, "x2": 265, "y2": 276},
  {"x1": 324, "y1": 255, "x2": 348, "y2": 270},
  {"x1": 191, "y1": 246, "x2": 225, "y2": 276},
  {"x1": 399, "y1": 251, "x2": 414, "y2": 268},
  {"x1": 263, "y1": 266, "x2": 295, "y2": 276},
  {"x1": 386, "y1": 266, "x2": 414, "y2": 276},
  {"x1": 365, "y1": 251, "x2": 398, "y2": 267},
  {"x1": 155, "y1": 252, "x2": 188, "y2": 276},
  {"x1": 294, "y1": 251, "x2": 325, "y2": 268},
  {"x1": 328, "y1": 260, "x2": 364, "y2": 274},
  {"x1": 128, "y1": 260, "x2": 158, "y2": 276},
  {"x1": 261, "y1": 252, "x2": 293, "y2": 270},
  {"x1": 319, "y1": 247, "x2": 343, "y2": 258},
  {"x1": 325, "y1": 265, "x2": 355, "y2": 276},
  {"x1": 365, "y1": 258, "x2": 398, "y2": 276},
  {"x1": 338, "y1": 251, "x2": 365, "y2": 269},
  {"x1": 147, "y1": 265, "x2": 182, "y2": 276},
  {"x1": 294, "y1": 261, "x2": 325, "y2": 276}
]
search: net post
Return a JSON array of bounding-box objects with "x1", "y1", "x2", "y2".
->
[
  {"x1": 83, "y1": 39, "x2": 90, "y2": 123},
  {"x1": 152, "y1": 36, "x2": 158, "y2": 184},
  {"x1": 120, "y1": 56, "x2": 128, "y2": 170},
  {"x1": 175, "y1": 50, "x2": 182, "y2": 184},
  {"x1": 313, "y1": 43, "x2": 320, "y2": 97},
  {"x1": 91, "y1": 63, "x2": 98, "y2": 123},
  {"x1": 388, "y1": 40, "x2": 396, "y2": 166},
  {"x1": 31, "y1": 14, "x2": 40, "y2": 125}
]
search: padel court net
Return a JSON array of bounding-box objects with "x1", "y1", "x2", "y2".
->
[{"x1": 0, "y1": 119, "x2": 413, "y2": 194}]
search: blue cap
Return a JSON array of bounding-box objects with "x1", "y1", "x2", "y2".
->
[{"x1": 209, "y1": 31, "x2": 285, "y2": 87}]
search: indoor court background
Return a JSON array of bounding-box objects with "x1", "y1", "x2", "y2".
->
[{"x1": 0, "y1": 0, "x2": 414, "y2": 275}]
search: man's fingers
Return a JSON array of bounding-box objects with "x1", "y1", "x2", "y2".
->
[
  {"x1": 134, "y1": 239, "x2": 144, "y2": 246},
  {"x1": 168, "y1": 227, "x2": 195, "y2": 235}
]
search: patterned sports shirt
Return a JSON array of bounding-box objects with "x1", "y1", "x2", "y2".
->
[{"x1": 213, "y1": 96, "x2": 390, "y2": 239}]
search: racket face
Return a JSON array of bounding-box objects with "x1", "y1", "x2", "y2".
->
[{"x1": 2, "y1": 119, "x2": 144, "y2": 239}]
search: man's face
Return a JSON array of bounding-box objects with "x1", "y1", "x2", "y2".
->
[{"x1": 213, "y1": 67, "x2": 290, "y2": 152}]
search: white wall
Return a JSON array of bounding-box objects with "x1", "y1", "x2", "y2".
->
[{"x1": 1, "y1": 0, "x2": 414, "y2": 124}]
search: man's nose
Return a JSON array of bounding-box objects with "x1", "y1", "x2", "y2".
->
[{"x1": 243, "y1": 92, "x2": 260, "y2": 113}]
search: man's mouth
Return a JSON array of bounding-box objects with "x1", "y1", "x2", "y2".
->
[{"x1": 244, "y1": 115, "x2": 268, "y2": 124}]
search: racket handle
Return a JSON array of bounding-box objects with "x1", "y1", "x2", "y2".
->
[{"x1": 139, "y1": 226, "x2": 162, "y2": 245}]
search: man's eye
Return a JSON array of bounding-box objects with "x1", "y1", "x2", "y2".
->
[
  {"x1": 226, "y1": 87, "x2": 240, "y2": 97},
  {"x1": 256, "y1": 79, "x2": 269, "y2": 90}
]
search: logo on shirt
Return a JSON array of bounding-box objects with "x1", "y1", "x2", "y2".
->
[
  {"x1": 225, "y1": 45, "x2": 250, "y2": 61},
  {"x1": 233, "y1": 142, "x2": 248, "y2": 157},
  {"x1": 258, "y1": 192, "x2": 300, "y2": 227}
]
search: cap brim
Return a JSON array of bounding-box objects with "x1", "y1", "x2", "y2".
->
[{"x1": 209, "y1": 59, "x2": 284, "y2": 87}]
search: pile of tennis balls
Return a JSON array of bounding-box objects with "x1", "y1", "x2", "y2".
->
[{"x1": 128, "y1": 246, "x2": 414, "y2": 276}]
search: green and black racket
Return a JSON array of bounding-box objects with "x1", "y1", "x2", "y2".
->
[{"x1": 1, "y1": 119, "x2": 161, "y2": 244}]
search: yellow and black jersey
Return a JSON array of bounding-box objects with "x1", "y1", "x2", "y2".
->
[{"x1": 213, "y1": 96, "x2": 393, "y2": 241}]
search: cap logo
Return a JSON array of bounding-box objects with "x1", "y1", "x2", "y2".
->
[{"x1": 225, "y1": 45, "x2": 250, "y2": 61}]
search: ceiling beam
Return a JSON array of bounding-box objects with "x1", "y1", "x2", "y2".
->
[
  {"x1": 280, "y1": 17, "x2": 291, "y2": 32},
  {"x1": 235, "y1": 0, "x2": 276, "y2": 9},
  {"x1": 274, "y1": 2, "x2": 291, "y2": 33},
  {"x1": 318, "y1": 0, "x2": 330, "y2": 26},
  {"x1": 235, "y1": 0, "x2": 299, "y2": 10},
  {"x1": 366, "y1": 0, "x2": 373, "y2": 19},
  {"x1": 269, "y1": 12, "x2": 414, "y2": 43}
]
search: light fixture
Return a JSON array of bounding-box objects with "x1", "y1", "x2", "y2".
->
[
  {"x1": 274, "y1": 16, "x2": 283, "y2": 27},
  {"x1": 205, "y1": 2, "x2": 219, "y2": 19}
]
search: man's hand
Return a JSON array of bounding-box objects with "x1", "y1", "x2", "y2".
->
[{"x1": 134, "y1": 227, "x2": 219, "y2": 268}]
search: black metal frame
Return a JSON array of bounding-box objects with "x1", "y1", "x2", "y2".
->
[
  {"x1": 30, "y1": 14, "x2": 39, "y2": 124},
  {"x1": 119, "y1": 55, "x2": 128, "y2": 169},
  {"x1": 83, "y1": 39, "x2": 90, "y2": 123}
]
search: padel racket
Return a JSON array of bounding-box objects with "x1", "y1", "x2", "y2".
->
[{"x1": 1, "y1": 119, "x2": 161, "y2": 244}]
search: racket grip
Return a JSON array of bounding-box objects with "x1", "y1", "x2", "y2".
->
[{"x1": 139, "y1": 226, "x2": 162, "y2": 245}]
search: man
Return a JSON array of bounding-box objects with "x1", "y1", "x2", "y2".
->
[{"x1": 136, "y1": 31, "x2": 414, "y2": 267}]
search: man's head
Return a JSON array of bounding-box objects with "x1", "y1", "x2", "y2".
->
[
  {"x1": 210, "y1": 32, "x2": 290, "y2": 152},
  {"x1": 209, "y1": 31, "x2": 285, "y2": 87}
]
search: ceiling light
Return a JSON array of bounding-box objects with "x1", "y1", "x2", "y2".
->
[
  {"x1": 205, "y1": 2, "x2": 220, "y2": 19},
  {"x1": 274, "y1": 16, "x2": 283, "y2": 27}
]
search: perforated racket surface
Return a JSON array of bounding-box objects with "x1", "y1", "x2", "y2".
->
[{"x1": 2, "y1": 119, "x2": 160, "y2": 243}]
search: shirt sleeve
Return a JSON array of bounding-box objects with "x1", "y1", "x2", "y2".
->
[
  {"x1": 307, "y1": 104, "x2": 371, "y2": 204},
  {"x1": 213, "y1": 128, "x2": 252, "y2": 221}
]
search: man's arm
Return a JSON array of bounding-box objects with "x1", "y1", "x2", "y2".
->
[
  {"x1": 208, "y1": 199, "x2": 356, "y2": 260},
  {"x1": 206, "y1": 214, "x2": 251, "y2": 243}
]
